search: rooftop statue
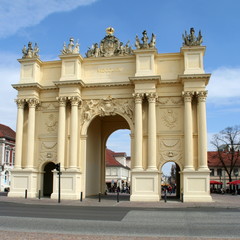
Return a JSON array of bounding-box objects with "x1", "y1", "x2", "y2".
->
[
  {"x1": 135, "y1": 30, "x2": 156, "y2": 50},
  {"x1": 61, "y1": 37, "x2": 80, "y2": 55},
  {"x1": 182, "y1": 27, "x2": 203, "y2": 46},
  {"x1": 85, "y1": 27, "x2": 133, "y2": 58},
  {"x1": 22, "y1": 42, "x2": 39, "y2": 58}
]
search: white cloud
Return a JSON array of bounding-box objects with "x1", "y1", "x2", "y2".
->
[
  {"x1": 0, "y1": 0, "x2": 98, "y2": 38},
  {"x1": 0, "y1": 52, "x2": 19, "y2": 130},
  {"x1": 207, "y1": 66, "x2": 240, "y2": 102},
  {"x1": 107, "y1": 130, "x2": 131, "y2": 155}
]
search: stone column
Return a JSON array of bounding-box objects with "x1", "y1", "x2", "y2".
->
[
  {"x1": 197, "y1": 91, "x2": 208, "y2": 170},
  {"x1": 146, "y1": 93, "x2": 157, "y2": 170},
  {"x1": 26, "y1": 98, "x2": 39, "y2": 169},
  {"x1": 57, "y1": 97, "x2": 67, "y2": 170},
  {"x1": 69, "y1": 96, "x2": 80, "y2": 169},
  {"x1": 133, "y1": 93, "x2": 144, "y2": 170},
  {"x1": 14, "y1": 99, "x2": 25, "y2": 169},
  {"x1": 182, "y1": 91, "x2": 194, "y2": 170}
]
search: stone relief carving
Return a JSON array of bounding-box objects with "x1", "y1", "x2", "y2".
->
[
  {"x1": 61, "y1": 37, "x2": 80, "y2": 54},
  {"x1": 135, "y1": 30, "x2": 156, "y2": 49},
  {"x1": 40, "y1": 102, "x2": 58, "y2": 111},
  {"x1": 45, "y1": 114, "x2": 57, "y2": 133},
  {"x1": 22, "y1": 42, "x2": 39, "y2": 58},
  {"x1": 161, "y1": 109, "x2": 177, "y2": 129},
  {"x1": 159, "y1": 139, "x2": 182, "y2": 168},
  {"x1": 157, "y1": 97, "x2": 183, "y2": 105},
  {"x1": 182, "y1": 27, "x2": 203, "y2": 46},
  {"x1": 38, "y1": 141, "x2": 57, "y2": 168},
  {"x1": 81, "y1": 97, "x2": 134, "y2": 124},
  {"x1": 85, "y1": 27, "x2": 133, "y2": 58}
]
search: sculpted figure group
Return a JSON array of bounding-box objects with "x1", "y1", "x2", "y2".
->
[
  {"x1": 182, "y1": 27, "x2": 203, "y2": 46},
  {"x1": 21, "y1": 27, "x2": 203, "y2": 58},
  {"x1": 61, "y1": 37, "x2": 80, "y2": 55},
  {"x1": 135, "y1": 30, "x2": 156, "y2": 50},
  {"x1": 22, "y1": 42, "x2": 39, "y2": 58}
]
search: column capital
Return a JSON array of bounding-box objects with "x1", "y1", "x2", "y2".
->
[
  {"x1": 26, "y1": 98, "x2": 40, "y2": 108},
  {"x1": 182, "y1": 91, "x2": 194, "y2": 102},
  {"x1": 57, "y1": 96, "x2": 67, "y2": 107},
  {"x1": 68, "y1": 96, "x2": 81, "y2": 106},
  {"x1": 146, "y1": 92, "x2": 157, "y2": 103},
  {"x1": 196, "y1": 90, "x2": 208, "y2": 102},
  {"x1": 133, "y1": 93, "x2": 144, "y2": 103},
  {"x1": 15, "y1": 99, "x2": 25, "y2": 109}
]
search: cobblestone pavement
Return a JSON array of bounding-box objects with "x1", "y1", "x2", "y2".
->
[
  {"x1": 0, "y1": 194, "x2": 240, "y2": 239},
  {"x1": 0, "y1": 231, "x2": 240, "y2": 240}
]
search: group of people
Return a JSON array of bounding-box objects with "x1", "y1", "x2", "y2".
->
[{"x1": 106, "y1": 184, "x2": 130, "y2": 194}]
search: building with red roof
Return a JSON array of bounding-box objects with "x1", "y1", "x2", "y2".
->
[
  {"x1": 208, "y1": 151, "x2": 240, "y2": 189},
  {"x1": 0, "y1": 124, "x2": 16, "y2": 192},
  {"x1": 105, "y1": 148, "x2": 131, "y2": 192}
]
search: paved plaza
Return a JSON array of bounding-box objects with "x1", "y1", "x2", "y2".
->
[
  {"x1": 0, "y1": 194, "x2": 239, "y2": 240},
  {"x1": 0, "y1": 193, "x2": 240, "y2": 208}
]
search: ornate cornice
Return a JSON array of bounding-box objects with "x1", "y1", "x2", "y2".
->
[
  {"x1": 178, "y1": 74, "x2": 211, "y2": 86},
  {"x1": 84, "y1": 81, "x2": 132, "y2": 88},
  {"x1": 54, "y1": 80, "x2": 85, "y2": 88},
  {"x1": 129, "y1": 75, "x2": 161, "y2": 84},
  {"x1": 12, "y1": 82, "x2": 43, "y2": 90}
]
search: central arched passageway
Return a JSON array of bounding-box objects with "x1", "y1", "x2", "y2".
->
[{"x1": 85, "y1": 114, "x2": 131, "y2": 197}]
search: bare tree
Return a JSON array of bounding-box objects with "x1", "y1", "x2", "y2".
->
[{"x1": 210, "y1": 126, "x2": 240, "y2": 183}]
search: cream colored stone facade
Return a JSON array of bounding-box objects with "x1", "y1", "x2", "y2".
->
[{"x1": 9, "y1": 29, "x2": 212, "y2": 202}]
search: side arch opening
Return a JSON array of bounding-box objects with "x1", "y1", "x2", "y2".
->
[{"x1": 161, "y1": 161, "x2": 181, "y2": 200}]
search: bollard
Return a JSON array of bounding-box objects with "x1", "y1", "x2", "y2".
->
[
  {"x1": 164, "y1": 190, "x2": 167, "y2": 203},
  {"x1": 80, "y1": 192, "x2": 83, "y2": 202},
  {"x1": 117, "y1": 192, "x2": 119, "y2": 202},
  {"x1": 25, "y1": 189, "x2": 27, "y2": 199},
  {"x1": 98, "y1": 192, "x2": 101, "y2": 202},
  {"x1": 38, "y1": 190, "x2": 41, "y2": 199}
]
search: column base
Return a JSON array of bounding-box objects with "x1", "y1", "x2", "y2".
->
[
  {"x1": 51, "y1": 170, "x2": 82, "y2": 200},
  {"x1": 8, "y1": 169, "x2": 38, "y2": 198},
  {"x1": 182, "y1": 170, "x2": 212, "y2": 202},
  {"x1": 130, "y1": 170, "x2": 160, "y2": 202}
]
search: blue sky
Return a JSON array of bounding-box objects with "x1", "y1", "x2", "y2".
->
[{"x1": 0, "y1": 0, "x2": 240, "y2": 168}]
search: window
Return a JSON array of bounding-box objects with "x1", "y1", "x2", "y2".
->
[
  {"x1": 217, "y1": 169, "x2": 222, "y2": 177},
  {"x1": 233, "y1": 168, "x2": 239, "y2": 177},
  {"x1": 106, "y1": 168, "x2": 110, "y2": 176},
  {"x1": 5, "y1": 150, "x2": 10, "y2": 165},
  {"x1": 210, "y1": 169, "x2": 214, "y2": 176},
  {"x1": 12, "y1": 152, "x2": 15, "y2": 166}
]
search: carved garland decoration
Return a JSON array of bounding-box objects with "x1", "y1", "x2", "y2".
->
[{"x1": 80, "y1": 96, "x2": 134, "y2": 124}]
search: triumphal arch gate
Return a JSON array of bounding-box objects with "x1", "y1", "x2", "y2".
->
[{"x1": 10, "y1": 27, "x2": 212, "y2": 202}]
